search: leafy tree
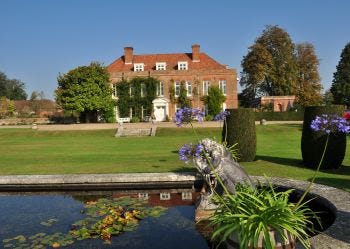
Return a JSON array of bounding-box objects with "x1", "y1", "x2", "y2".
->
[
  {"x1": 295, "y1": 43, "x2": 323, "y2": 106},
  {"x1": 331, "y1": 42, "x2": 350, "y2": 107},
  {"x1": 323, "y1": 90, "x2": 334, "y2": 106},
  {"x1": 0, "y1": 97, "x2": 15, "y2": 118},
  {"x1": 177, "y1": 81, "x2": 191, "y2": 108},
  {"x1": 240, "y1": 25, "x2": 298, "y2": 104},
  {"x1": 240, "y1": 43, "x2": 273, "y2": 104},
  {"x1": 203, "y1": 86, "x2": 226, "y2": 116},
  {"x1": 0, "y1": 71, "x2": 27, "y2": 100},
  {"x1": 30, "y1": 91, "x2": 45, "y2": 101},
  {"x1": 55, "y1": 62, "x2": 115, "y2": 123}
]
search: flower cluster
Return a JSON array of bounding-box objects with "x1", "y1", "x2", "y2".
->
[
  {"x1": 214, "y1": 110, "x2": 230, "y2": 121},
  {"x1": 178, "y1": 143, "x2": 203, "y2": 162},
  {"x1": 344, "y1": 111, "x2": 350, "y2": 121},
  {"x1": 310, "y1": 114, "x2": 350, "y2": 134},
  {"x1": 174, "y1": 107, "x2": 204, "y2": 126}
]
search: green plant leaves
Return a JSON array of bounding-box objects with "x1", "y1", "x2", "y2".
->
[{"x1": 3, "y1": 197, "x2": 167, "y2": 248}]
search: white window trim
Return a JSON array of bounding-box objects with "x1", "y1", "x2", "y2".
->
[
  {"x1": 175, "y1": 81, "x2": 180, "y2": 97},
  {"x1": 156, "y1": 62, "x2": 166, "y2": 71},
  {"x1": 186, "y1": 81, "x2": 192, "y2": 96},
  {"x1": 203, "y1": 81, "x2": 210, "y2": 95},
  {"x1": 178, "y1": 61, "x2": 188, "y2": 70},
  {"x1": 157, "y1": 81, "x2": 164, "y2": 97},
  {"x1": 219, "y1": 80, "x2": 227, "y2": 95},
  {"x1": 134, "y1": 63, "x2": 144, "y2": 72}
]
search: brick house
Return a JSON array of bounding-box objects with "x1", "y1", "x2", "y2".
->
[{"x1": 107, "y1": 44, "x2": 238, "y2": 121}]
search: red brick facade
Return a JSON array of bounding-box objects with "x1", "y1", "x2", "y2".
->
[
  {"x1": 260, "y1": 96, "x2": 296, "y2": 112},
  {"x1": 107, "y1": 45, "x2": 238, "y2": 121}
]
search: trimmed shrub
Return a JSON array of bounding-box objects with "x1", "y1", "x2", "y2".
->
[
  {"x1": 205, "y1": 115, "x2": 213, "y2": 121},
  {"x1": 130, "y1": 117, "x2": 140, "y2": 123},
  {"x1": 301, "y1": 105, "x2": 346, "y2": 169},
  {"x1": 223, "y1": 108, "x2": 256, "y2": 162},
  {"x1": 254, "y1": 111, "x2": 304, "y2": 121}
]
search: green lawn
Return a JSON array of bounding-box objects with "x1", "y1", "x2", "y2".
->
[{"x1": 0, "y1": 125, "x2": 349, "y2": 191}]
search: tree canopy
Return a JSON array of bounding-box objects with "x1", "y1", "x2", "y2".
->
[
  {"x1": 203, "y1": 85, "x2": 226, "y2": 116},
  {"x1": 55, "y1": 62, "x2": 115, "y2": 123},
  {"x1": 0, "y1": 71, "x2": 27, "y2": 100},
  {"x1": 295, "y1": 43, "x2": 323, "y2": 106},
  {"x1": 240, "y1": 25, "x2": 322, "y2": 108},
  {"x1": 331, "y1": 42, "x2": 350, "y2": 107}
]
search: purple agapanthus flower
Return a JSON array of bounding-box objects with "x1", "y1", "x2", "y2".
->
[
  {"x1": 310, "y1": 114, "x2": 350, "y2": 134},
  {"x1": 175, "y1": 108, "x2": 205, "y2": 126},
  {"x1": 179, "y1": 143, "x2": 204, "y2": 163},
  {"x1": 214, "y1": 110, "x2": 230, "y2": 121}
]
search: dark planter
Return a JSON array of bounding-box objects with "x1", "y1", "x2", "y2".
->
[{"x1": 301, "y1": 106, "x2": 346, "y2": 169}]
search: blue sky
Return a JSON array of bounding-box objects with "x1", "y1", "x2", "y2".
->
[{"x1": 0, "y1": 0, "x2": 349, "y2": 100}]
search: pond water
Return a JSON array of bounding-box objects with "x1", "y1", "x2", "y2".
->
[{"x1": 0, "y1": 190, "x2": 209, "y2": 249}]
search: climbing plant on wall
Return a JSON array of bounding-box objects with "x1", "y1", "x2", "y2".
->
[{"x1": 116, "y1": 77, "x2": 158, "y2": 119}]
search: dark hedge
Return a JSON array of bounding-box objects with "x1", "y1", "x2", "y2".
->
[
  {"x1": 301, "y1": 105, "x2": 346, "y2": 169},
  {"x1": 223, "y1": 108, "x2": 256, "y2": 162},
  {"x1": 254, "y1": 111, "x2": 304, "y2": 121}
]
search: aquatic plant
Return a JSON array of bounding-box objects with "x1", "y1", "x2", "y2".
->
[{"x1": 3, "y1": 196, "x2": 166, "y2": 248}]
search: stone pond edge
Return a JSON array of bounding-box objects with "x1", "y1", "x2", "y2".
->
[{"x1": 0, "y1": 173, "x2": 348, "y2": 249}]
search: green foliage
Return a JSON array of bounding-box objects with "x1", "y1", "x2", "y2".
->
[
  {"x1": 116, "y1": 77, "x2": 158, "y2": 119},
  {"x1": 254, "y1": 111, "x2": 304, "y2": 121},
  {"x1": 205, "y1": 115, "x2": 213, "y2": 121},
  {"x1": 130, "y1": 116, "x2": 140, "y2": 123},
  {"x1": 331, "y1": 42, "x2": 350, "y2": 107},
  {"x1": 0, "y1": 71, "x2": 27, "y2": 100},
  {"x1": 223, "y1": 108, "x2": 256, "y2": 161},
  {"x1": 241, "y1": 25, "x2": 298, "y2": 102},
  {"x1": 55, "y1": 62, "x2": 115, "y2": 123},
  {"x1": 301, "y1": 105, "x2": 347, "y2": 169},
  {"x1": 210, "y1": 183, "x2": 315, "y2": 249},
  {"x1": 177, "y1": 81, "x2": 191, "y2": 108},
  {"x1": 202, "y1": 86, "x2": 226, "y2": 116},
  {"x1": 0, "y1": 97, "x2": 15, "y2": 118},
  {"x1": 295, "y1": 43, "x2": 323, "y2": 106}
]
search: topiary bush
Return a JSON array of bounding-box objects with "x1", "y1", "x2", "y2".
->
[
  {"x1": 223, "y1": 108, "x2": 256, "y2": 162},
  {"x1": 254, "y1": 111, "x2": 304, "y2": 121},
  {"x1": 301, "y1": 105, "x2": 346, "y2": 169}
]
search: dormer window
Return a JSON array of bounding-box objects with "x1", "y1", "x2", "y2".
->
[
  {"x1": 178, "y1": 61, "x2": 188, "y2": 70},
  {"x1": 156, "y1": 62, "x2": 166, "y2": 71},
  {"x1": 134, "y1": 63, "x2": 144, "y2": 72}
]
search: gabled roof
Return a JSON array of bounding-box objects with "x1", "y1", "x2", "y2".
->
[{"x1": 107, "y1": 52, "x2": 227, "y2": 72}]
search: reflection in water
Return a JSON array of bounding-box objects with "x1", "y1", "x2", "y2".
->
[{"x1": 0, "y1": 190, "x2": 209, "y2": 249}]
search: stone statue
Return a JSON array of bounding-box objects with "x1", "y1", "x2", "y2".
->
[{"x1": 193, "y1": 138, "x2": 254, "y2": 210}]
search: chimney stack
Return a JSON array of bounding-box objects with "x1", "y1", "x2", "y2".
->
[
  {"x1": 192, "y1": 44, "x2": 200, "y2": 62},
  {"x1": 124, "y1": 47, "x2": 133, "y2": 64}
]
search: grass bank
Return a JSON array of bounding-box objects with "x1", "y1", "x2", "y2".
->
[{"x1": 0, "y1": 125, "x2": 349, "y2": 191}]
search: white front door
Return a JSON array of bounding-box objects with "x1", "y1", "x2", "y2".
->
[{"x1": 154, "y1": 106, "x2": 166, "y2": 121}]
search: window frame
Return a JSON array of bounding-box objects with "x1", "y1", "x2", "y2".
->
[
  {"x1": 219, "y1": 80, "x2": 227, "y2": 95},
  {"x1": 175, "y1": 81, "x2": 181, "y2": 97},
  {"x1": 203, "y1": 81, "x2": 210, "y2": 95},
  {"x1": 134, "y1": 63, "x2": 144, "y2": 72},
  {"x1": 178, "y1": 61, "x2": 188, "y2": 70},
  {"x1": 157, "y1": 81, "x2": 164, "y2": 97},
  {"x1": 186, "y1": 81, "x2": 192, "y2": 96},
  {"x1": 156, "y1": 62, "x2": 166, "y2": 71}
]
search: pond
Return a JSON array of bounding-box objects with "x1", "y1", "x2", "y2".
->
[{"x1": 0, "y1": 190, "x2": 209, "y2": 249}]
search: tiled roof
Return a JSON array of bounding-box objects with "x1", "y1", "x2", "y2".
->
[{"x1": 107, "y1": 52, "x2": 227, "y2": 72}]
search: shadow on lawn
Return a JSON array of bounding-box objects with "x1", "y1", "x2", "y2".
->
[
  {"x1": 310, "y1": 177, "x2": 350, "y2": 192},
  {"x1": 255, "y1": 155, "x2": 350, "y2": 176},
  {"x1": 255, "y1": 155, "x2": 304, "y2": 168}
]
